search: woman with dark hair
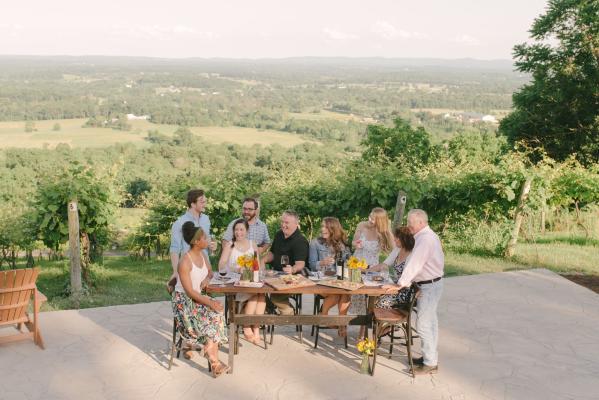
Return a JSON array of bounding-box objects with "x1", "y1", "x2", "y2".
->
[
  {"x1": 218, "y1": 218, "x2": 266, "y2": 345},
  {"x1": 172, "y1": 221, "x2": 230, "y2": 377},
  {"x1": 309, "y1": 217, "x2": 351, "y2": 337},
  {"x1": 374, "y1": 226, "x2": 416, "y2": 310}
]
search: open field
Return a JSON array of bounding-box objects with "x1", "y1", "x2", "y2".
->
[
  {"x1": 0, "y1": 119, "x2": 149, "y2": 148},
  {"x1": 0, "y1": 119, "x2": 312, "y2": 149},
  {"x1": 287, "y1": 110, "x2": 363, "y2": 122}
]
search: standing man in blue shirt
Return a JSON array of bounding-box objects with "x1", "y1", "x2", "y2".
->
[{"x1": 169, "y1": 189, "x2": 217, "y2": 282}]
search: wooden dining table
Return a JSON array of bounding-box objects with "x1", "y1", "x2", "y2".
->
[{"x1": 206, "y1": 281, "x2": 390, "y2": 373}]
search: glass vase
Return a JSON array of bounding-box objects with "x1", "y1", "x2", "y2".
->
[
  {"x1": 350, "y1": 269, "x2": 362, "y2": 283},
  {"x1": 360, "y1": 353, "x2": 370, "y2": 374},
  {"x1": 240, "y1": 268, "x2": 252, "y2": 282}
]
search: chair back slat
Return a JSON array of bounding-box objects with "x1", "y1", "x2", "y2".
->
[
  {"x1": 0, "y1": 271, "x2": 6, "y2": 307},
  {"x1": 13, "y1": 268, "x2": 37, "y2": 321},
  {"x1": 0, "y1": 268, "x2": 39, "y2": 323},
  {"x1": 0, "y1": 270, "x2": 16, "y2": 322},
  {"x1": 6, "y1": 269, "x2": 27, "y2": 321}
]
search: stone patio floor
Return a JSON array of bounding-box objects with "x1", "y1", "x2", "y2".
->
[{"x1": 1, "y1": 269, "x2": 598, "y2": 400}]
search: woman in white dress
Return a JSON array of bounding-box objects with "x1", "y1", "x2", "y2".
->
[
  {"x1": 350, "y1": 207, "x2": 394, "y2": 338},
  {"x1": 218, "y1": 218, "x2": 266, "y2": 345}
]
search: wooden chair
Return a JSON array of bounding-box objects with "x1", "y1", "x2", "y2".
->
[
  {"x1": 265, "y1": 293, "x2": 303, "y2": 343},
  {"x1": 312, "y1": 294, "x2": 348, "y2": 349},
  {"x1": 168, "y1": 316, "x2": 210, "y2": 372},
  {"x1": 0, "y1": 267, "x2": 47, "y2": 349},
  {"x1": 371, "y1": 286, "x2": 419, "y2": 377},
  {"x1": 166, "y1": 278, "x2": 209, "y2": 371},
  {"x1": 232, "y1": 300, "x2": 269, "y2": 354}
]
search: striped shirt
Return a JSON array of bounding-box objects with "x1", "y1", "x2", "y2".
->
[{"x1": 222, "y1": 218, "x2": 270, "y2": 247}]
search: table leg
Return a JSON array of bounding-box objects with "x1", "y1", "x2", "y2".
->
[
  {"x1": 367, "y1": 295, "x2": 377, "y2": 372},
  {"x1": 227, "y1": 294, "x2": 236, "y2": 374},
  {"x1": 365, "y1": 295, "x2": 376, "y2": 339}
]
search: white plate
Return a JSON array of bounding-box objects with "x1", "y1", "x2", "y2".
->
[
  {"x1": 362, "y1": 277, "x2": 391, "y2": 286},
  {"x1": 210, "y1": 275, "x2": 237, "y2": 285},
  {"x1": 234, "y1": 281, "x2": 264, "y2": 288},
  {"x1": 308, "y1": 271, "x2": 337, "y2": 281}
]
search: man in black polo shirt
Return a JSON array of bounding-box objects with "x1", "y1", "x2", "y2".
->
[{"x1": 262, "y1": 210, "x2": 309, "y2": 315}]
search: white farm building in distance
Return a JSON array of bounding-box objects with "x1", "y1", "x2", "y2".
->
[
  {"x1": 126, "y1": 114, "x2": 150, "y2": 120},
  {"x1": 443, "y1": 112, "x2": 498, "y2": 124}
]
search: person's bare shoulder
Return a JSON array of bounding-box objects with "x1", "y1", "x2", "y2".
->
[
  {"x1": 355, "y1": 221, "x2": 368, "y2": 231},
  {"x1": 178, "y1": 254, "x2": 192, "y2": 271}
]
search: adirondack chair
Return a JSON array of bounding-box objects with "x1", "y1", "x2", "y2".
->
[{"x1": 0, "y1": 267, "x2": 47, "y2": 349}]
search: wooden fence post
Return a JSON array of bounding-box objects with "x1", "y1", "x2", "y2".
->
[
  {"x1": 504, "y1": 177, "x2": 533, "y2": 258},
  {"x1": 68, "y1": 199, "x2": 82, "y2": 297},
  {"x1": 393, "y1": 190, "x2": 407, "y2": 227},
  {"x1": 540, "y1": 197, "x2": 546, "y2": 235}
]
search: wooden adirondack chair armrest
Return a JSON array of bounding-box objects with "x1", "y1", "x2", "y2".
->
[
  {"x1": 34, "y1": 289, "x2": 48, "y2": 313},
  {"x1": 36, "y1": 290, "x2": 47, "y2": 304}
]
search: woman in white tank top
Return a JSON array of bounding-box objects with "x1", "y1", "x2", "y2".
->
[
  {"x1": 218, "y1": 218, "x2": 266, "y2": 345},
  {"x1": 172, "y1": 222, "x2": 230, "y2": 377},
  {"x1": 350, "y1": 208, "x2": 395, "y2": 340}
]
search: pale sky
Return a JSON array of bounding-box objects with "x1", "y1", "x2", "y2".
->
[{"x1": 1, "y1": 0, "x2": 549, "y2": 59}]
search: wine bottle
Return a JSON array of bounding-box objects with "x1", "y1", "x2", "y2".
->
[
  {"x1": 252, "y1": 251, "x2": 260, "y2": 283},
  {"x1": 336, "y1": 251, "x2": 343, "y2": 280}
]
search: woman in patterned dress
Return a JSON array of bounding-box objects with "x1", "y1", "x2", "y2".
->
[
  {"x1": 172, "y1": 221, "x2": 230, "y2": 377},
  {"x1": 350, "y1": 208, "x2": 394, "y2": 338},
  {"x1": 374, "y1": 226, "x2": 416, "y2": 310}
]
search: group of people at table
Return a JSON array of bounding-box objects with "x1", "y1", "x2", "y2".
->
[{"x1": 169, "y1": 189, "x2": 444, "y2": 378}]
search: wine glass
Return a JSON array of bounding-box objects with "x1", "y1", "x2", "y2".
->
[
  {"x1": 281, "y1": 255, "x2": 290, "y2": 273},
  {"x1": 218, "y1": 267, "x2": 228, "y2": 286},
  {"x1": 381, "y1": 265, "x2": 390, "y2": 283},
  {"x1": 208, "y1": 237, "x2": 218, "y2": 256}
]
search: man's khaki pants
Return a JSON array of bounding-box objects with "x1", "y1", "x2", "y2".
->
[{"x1": 270, "y1": 294, "x2": 294, "y2": 315}]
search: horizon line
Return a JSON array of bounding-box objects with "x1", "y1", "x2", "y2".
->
[{"x1": 0, "y1": 54, "x2": 514, "y2": 63}]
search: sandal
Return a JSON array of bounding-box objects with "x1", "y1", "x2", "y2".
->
[
  {"x1": 242, "y1": 327, "x2": 255, "y2": 343},
  {"x1": 250, "y1": 336, "x2": 262, "y2": 346},
  {"x1": 377, "y1": 324, "x2": 392, "y2": 339},
  {"x1": 208, "y1": 359, "x2": 231, "y2": 378},
  {"x1": 182, "y1": 343, "x2": 193, "y2": 359}
]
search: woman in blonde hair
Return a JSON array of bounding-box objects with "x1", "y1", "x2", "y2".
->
[{"x1": 350, "y1": 207, "x2": 394, "y2": 337}]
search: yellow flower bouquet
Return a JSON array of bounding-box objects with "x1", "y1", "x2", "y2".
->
[
  {"x1": 357, "y1": 337, "x2": 376, "y2": 374},
  {"x1": 357, "y1": 338, "x2": 375, "y2": 355},
  {"x1": 347, "y1": 256, "x2": 367, "y2": 270},
  {"x1": 237, "y1": 255, "x2": 254, "y2": 281},
  {"x1": 347, "y1": 256, "x2": 367, "y2": 283}
]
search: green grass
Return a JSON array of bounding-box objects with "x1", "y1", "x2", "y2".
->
[
  {"x1": 445, "y1": 240, "x2": 599, "y2": 277},
  {"x1": 33, "y1": 258, "x2": 173, "y2": 311},
  {"x1": 0, "y1": 118, "x2": 312, "y2": 149}
]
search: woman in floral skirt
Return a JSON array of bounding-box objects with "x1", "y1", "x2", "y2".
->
[{"x1": 172, "y1": 221, "x2": 229, "y2": 377}]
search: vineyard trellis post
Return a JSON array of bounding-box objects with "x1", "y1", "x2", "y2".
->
[
  {"x1": 68, "y1": 199, "x2": 82, "y2": 298},
  {"x1": 393, "y1": 190, "x2": 407, "y2": 227},
  {"x1": 505, "y1": 177, "x2": 533, "y2": 258}
]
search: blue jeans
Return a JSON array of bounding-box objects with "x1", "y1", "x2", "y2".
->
[{"x1": 416, "y1": 279, "x2": 443, "y2": 366}]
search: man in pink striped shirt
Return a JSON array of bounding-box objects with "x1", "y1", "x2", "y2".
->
[{"x1": 384, "y1": 209, "x2": 444, "y2": 375}]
